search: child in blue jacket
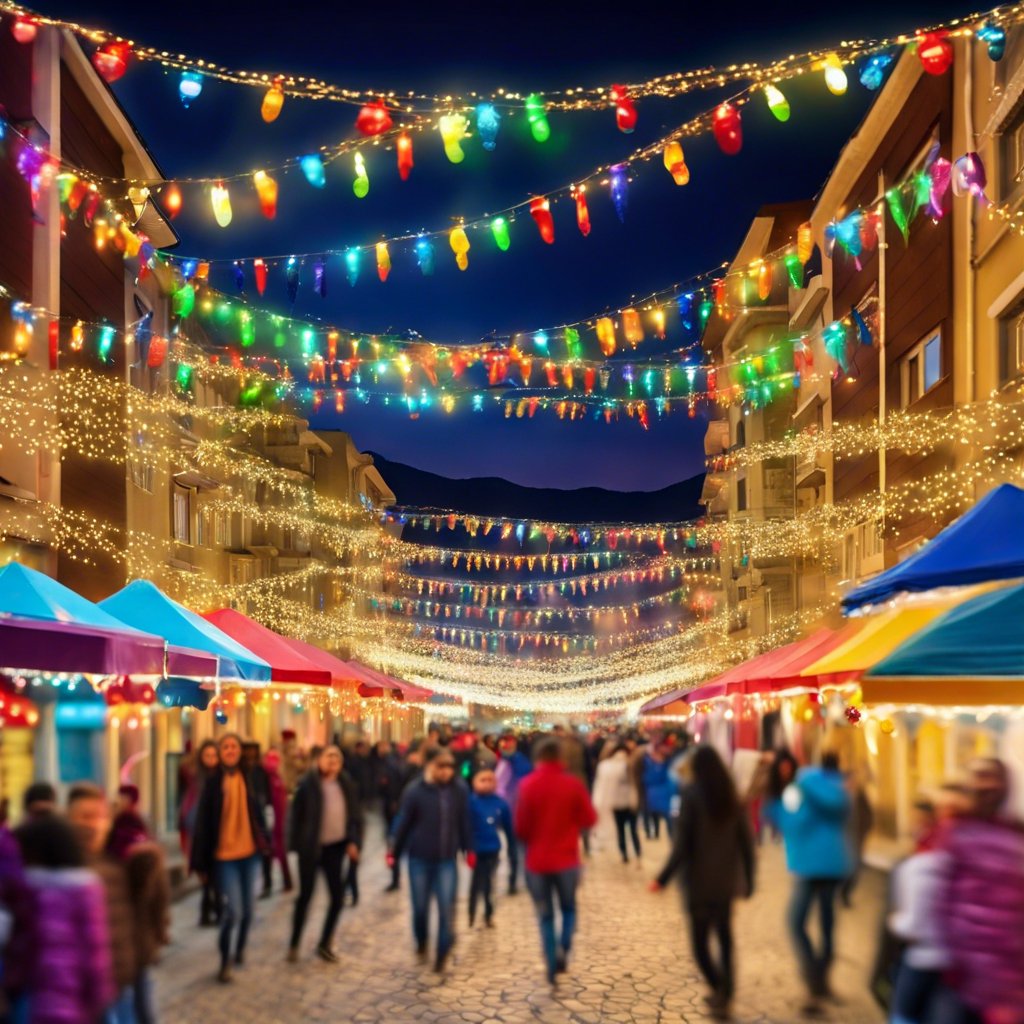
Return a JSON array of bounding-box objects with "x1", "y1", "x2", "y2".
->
[{"x1": 468, "y1": 768, "x2": 516, "y2": 927}]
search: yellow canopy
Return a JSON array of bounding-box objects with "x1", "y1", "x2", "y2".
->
[{"x1": 800, "y1": 604, "x2": 951, "y2": 679}]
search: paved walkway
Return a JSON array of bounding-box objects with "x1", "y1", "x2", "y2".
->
[{"x1": 154, "y1": 817, "x2": 884, "y2": 1023}]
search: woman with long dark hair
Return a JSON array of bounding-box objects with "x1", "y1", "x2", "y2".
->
[{"x1": 650, "y1": 747, "x2": 755, "y2": 1020}]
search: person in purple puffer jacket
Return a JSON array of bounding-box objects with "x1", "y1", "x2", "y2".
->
[
  {"x1": 935, "y1": 757, "x2": 1024, "y2": 1024},
  {"x1": 15, "y1": 814, "x2": 113, "y2": 1024}
]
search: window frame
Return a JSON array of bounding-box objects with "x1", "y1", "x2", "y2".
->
[
  {"x1": 172, "y1": 484, "x2": 192, "y2": 545},
  {"x1": 900, "y1": 328, "x2": 944, "y2": 408}
]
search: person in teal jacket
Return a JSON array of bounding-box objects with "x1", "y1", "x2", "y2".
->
[{"x1": 765, "y1": 751, "x2": 851, "y2": 1017}]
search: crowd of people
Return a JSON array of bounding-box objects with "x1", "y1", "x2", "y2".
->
[{"x1": 0, "y1": 721, "x2": 1022, "y2": 1023}]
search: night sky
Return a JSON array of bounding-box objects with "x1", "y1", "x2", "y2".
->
[{"x1": 42, "y1": 1, "x2": 968, "y2": 490}]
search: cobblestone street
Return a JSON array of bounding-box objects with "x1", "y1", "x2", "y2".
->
[{"x1": 155, "y1": 818, "x2": 884, "y2": 1024}]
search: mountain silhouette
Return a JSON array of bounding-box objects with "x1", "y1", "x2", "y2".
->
[{"x1": 370, "y1": 454, "x2": 705, "y2": 523}]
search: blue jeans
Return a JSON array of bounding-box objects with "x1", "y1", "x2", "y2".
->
[
  {"x1": 105, "y1": 986, "x2": 135, "y2": 1024},
  {"x1": 787, "y1": 877, "x2": 839, "y2": 996},
  {"x1": 890, "y1": 964, "x2": 943, "y2": 1023},
  {"x1": 407, "y1": 857, "x2": 457, "y2": 957},
  {"x1": 133, "y1": 967, "x2": 156, "y2": 1024},
  {"x1": 526, "y1": 868, "x2": 580, "y2": 977},
  {"x1": 215, "y1": 854, "x2": 261, "y2": 968}
]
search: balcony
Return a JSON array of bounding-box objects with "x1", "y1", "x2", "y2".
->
[{"x1": 795, "y1": 454, "x2": 827, "y2": 491}]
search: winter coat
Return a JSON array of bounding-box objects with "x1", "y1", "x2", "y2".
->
[
  {"x1": 391, "y1": 778, "x2": 472, "y2": 862},
  {"x1": 264, "y1": 765, "x2": 289, "y2": 861},
  {"x1": 24, "y1": 867, "x2": 113, "y2": 1024},
  {"x1": 767, "y1": 766, "x2": 851, "y2": 879},
  {"x1": 0, "y1": 826, "x2": 35, "y2": 995},
  {"x1": 105, "y1": 810, "x2": 149, "y2": 862},
  {"x1": 939, "y1": 816, "x2": 1024, "y2": 1015},
  {"x1": 515, "y1": 762, "x2": 597, "y2": 874},
  {"x1": 189, "y1": 767, "x2": 271, "y2": 876},
  {"x1": 656, "y1": 784, "x2": 754, "y2": 908},
  {"x1": 888, "y1": 848, "x2": 950, "y2": 971},
  {"x1": 469, "y1": 792, "x2": 516, "y2": 859},
  {"x1": 287, "y1": 771, "x2": 364, "y2": 873},
  {"x1": 375, "y1": 755, "x2": 408, "y2": 818},
  {"x1": 593, "y1": 752, "x2": 638, "y2": 812},
  {"x1": 123, "y1": 843, "x2": 170, "y2": 969},
  {"x1": 642, "y1": 754, "x2": 674, "y2": 817}
]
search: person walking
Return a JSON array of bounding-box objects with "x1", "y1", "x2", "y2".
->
[
  {"x1": 650, "y1": 747, "x2": 755, "y2": 1020},
  {"x1": 179, "y1": 740, "x2": 220, "y2": 926},
  {"x1": 495, "y1": 735, "x2": 532, "y2": 894},
  {"x1": 514, "y1": 737, "x2": 597, "y2": 984},
  {"x1": 374, "y1": 741, "x2": 406, "y2": 893},
  {"x1": 467, "y1": 767, "x2": 516, "y2": 928},
  {"x1": 641, "y1": 744, "x2": 673, "y2": 840},
  {"x1": 933, "y1": 758, "x2": 1024, "y2": 1024},
  {"x1": 389, "y1": 747, "x2": 472, "y2": 973},
  {"x1": 16, "y1": 814, "x2": 114, "y2": 1024},
  {"x1": 287, "y1": 745, "x2": 363, "y2": 963},
  {"x1": 594, "y1": 744, "x2": 642, "y2": 863},
  {"x1": 190, "y1": 733, "x2": 270, "y2": 984},
  {"x1": 767, "y1": 751, "x2": 851, "y2": 1017},
  {"x1": 261, "y1": 749, "x2": 293, "y2": 896}
]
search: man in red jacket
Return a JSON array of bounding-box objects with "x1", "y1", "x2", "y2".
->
[{"x1": 514, "y1": 737, "x2": 597, "y2": 984}]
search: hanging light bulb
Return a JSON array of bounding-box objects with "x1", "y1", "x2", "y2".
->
[
  {"x1": 97, "y1": 324, "x2": 115, "y2": 362},
  {"x1": 529, "y1": 197, "x2": 555, "y2": 244},
  {"x1": 663, "y1": 142, "x2": 689, "y2": 185},
  {"x1": 860, "y1": 52, "x2": 894, "y2": 90},
  {"x1": 450, "y1": 227, "x2": 470, "y2": 270},
  {"x1": 651, "y1": 307, "x2": 666, "y2": 339},
  {"x1": 439, "y1": 113, "x2": 468, "y2": 163},
  {"x1": 525, "y1": 93, "x2": 550, "y2": 143},
  {"x1": 610, "y1": 84, "x2": 637, "y2": 133},
  {"x1": 300, "y1": 154, "x2": 326, "y2": 188},
  {"x1": 713, "y1": 103, "x2": 742, "y2": 155},
  {"x1": 823, "y1": 54, "x2": 848, "y2": 95},
  {"x1": 764, "y1": 84, "x2": 790, "y2": 122},
  {"x1": 254, "y1": 258, "x2": 267, "y2": 296},
  {"x1": 476, "y1": 103, "x2": 501, "y2": 150},
  {"x1": 92, "y1": 42, "x2": 130, "y2": 83},
  {"x1": 211, "y1": 182, "x2": 232, "y2": 227},
  {"x1": 355, "y1": 100, "x2": 392, "y2": 136},
  {"x1": 353, "y1": 152, "x2": 369, "y2": 198},
  {"x1": 261, "y1": 79, "x2": 285, "y2": 122},
  {"x1": 622, "y1": 309, "x2": 643, "y2": 346},
  {"x1": 490, "y1": 216, "x2": 511, "y2": 251},
  {"x1": 11, "y1": 17, "x2": 38, "y2": 43},
  {"x1": 596, "y1": 317, "x2": 616, "y2": 356},
  {"x1": 252, "y1": 170, "x2": 277, "y2": 218},
  {"x1": 918, "y1": 32, "x2": 954, "y2": 75},
  {"x1": 609, "y1": 164, "x2": 628, "y2": 222},
  {"x1": 345, "y1": 248, "x2": 361, "y2": 287},
  {"x1": 573, "y1": 186, "x2": 591, "y2": 236},
  {"x1": 162, "y1": 183, "x2": 182, "y2": 219},
  {"x1": 415, "y1": 235, "x2": 435, "y2": 275},
  {"x1": 978, "y1": 22, "x2": 1006, "y2": 61},
  {"x1": 179, "y1": 72, "x2": 203, "y2": 108},
  {"x1": 376, "y1": 241, "x2": 391, "y2": 282},
  {"x1": 797, "y1": 221, "x2": 813, "y2": 264},
  {"x1": 396, "y1": 133, "x2": 414, "y2": 180}
]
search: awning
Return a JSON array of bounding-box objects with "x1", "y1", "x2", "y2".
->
[
  {"x1": 863, "y1": 582, "x2": 1024, "y2": 704},
  {"x1": 202, "y1": 609, "x2": 332, "y2": 686},
  {"x1": 100, "y1": 580, "x2": 270, "y2": 683},
  {"x1": 842, "y1": 483, "x2": 1024, "y2": 614},
  {"x1": 278, "y1": 636, "x2": 363, "y2": 690},
  {"x1": 350, "y1": 661, "x2": 433, "y2": 701},
  {"x1": 0, "y1": 564, "x2": 217, "y2": 678},
  {"x1": 801, "y1": 603, "x2": 956, "y2": 683}
]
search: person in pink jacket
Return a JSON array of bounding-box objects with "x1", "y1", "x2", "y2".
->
[
  {"x1": 262, "y1": 749, "x2": 293, "y2": 894},
  {"x1": 936, "y1": 758, "x2": 1024, "y2": 1024}
]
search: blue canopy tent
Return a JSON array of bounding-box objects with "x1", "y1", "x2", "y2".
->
[
  {"x1": 99, "y1": 580, "x2": 271, "y2": 689},
  {"x1": 842, "y1": 484, "x2": 1024, "y2": 614},
  {"x1": 862, "y1": 582, "x2": 1024, "y2": 705}
]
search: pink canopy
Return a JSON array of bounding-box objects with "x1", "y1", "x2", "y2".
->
[
  {"x1": 350, "y1": 661, "x2": 433, "y2": 702},
  {"x1": 278, "y1": 636, "x2": 365, "y2": 692}
]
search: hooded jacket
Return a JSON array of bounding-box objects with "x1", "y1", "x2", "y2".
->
[{"x1": 769, "y1": 766, "x2": 851, "y2": 879}]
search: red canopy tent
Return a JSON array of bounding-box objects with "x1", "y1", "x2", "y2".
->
[
  {"x1": 278, "y1": 636, "x2": 364, "y2": 691},
  {"x1": 349, "y1": 660, "x2": 433, "y2": 702},
  {"x1": 201, "y1": 609, "x2": 332, "y2": 686}
]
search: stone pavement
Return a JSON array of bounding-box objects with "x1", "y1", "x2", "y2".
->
[{"x1": 155, "y1": 817, "x2": 885, "y2": 1024}]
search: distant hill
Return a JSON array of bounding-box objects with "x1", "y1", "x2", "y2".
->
[{"x1": 369, "y1": 454, "x2": 705, "y2": 523}]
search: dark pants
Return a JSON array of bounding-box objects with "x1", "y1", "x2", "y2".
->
[
  {"x1": 526, "y1": 868, "x2": 579, "y2": 978},
  {"x1": 787, "y1": 877, "x2": 839, "y2": 996},
  {"x1": 408, "y1": 857, "x2": 457, "y2": 957},
  {"x1": 927, "y1": 987, "x2": 984, "y2": 1024},
  {"x1": 643, "y1": 811, "x2": 665, "y2": 840},
  {"x1": 200, "y1": 875, "x2": 220, "y2": 924},
  {"x1": 688, "y1": 901, "x2": 734, "y2": 999},
  {"x1": 469, "y1": 851, "x2": 499, "y2": 923},
  {"x1": 344, "y1": 857, "x2": 359, "y2": 903},
  {"x1": 613, "y1": 809, "x2": 641, "y2": 860},
  {"x1": 891, "y1": 964, "x2": 943, "y2": 1023},
  {"x1": 215, "y1": 853, "x2": 261, "y2": 969},
  {"x1": 384, "y1": 810, "x2": 401, "y2": 887},
  {"x1": 290, "y1": 841, "x2": 346, "y2": 950},
  {"x1": 262, "y1": 847, "x2": 292, "y2": 893}
]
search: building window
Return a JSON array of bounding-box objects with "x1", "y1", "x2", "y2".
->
[
  {"x1": 1002, "y1": 104, "x2": 1024, "y2": 198},
  {"x1": 1000, "y1": 302, "x2": 1024, "y2": 385},
  {"x1": 195, "y1": 508, "x2": 210, "y2": 547},
  {"x1": 214, "y1": 511, "x2": 229, "y2": 547},
  {"x1": 127, "y1": 459, "x2": 153, "y2": 493},
  {"x1": 901, "y1": 329, "x2": 943, "y2": 406},
  {"x1": 735, "y1": 477, "x2": 747, "y2": 512},
  {"x1": 172, "y1": 486, "x2": 191, "y2": 544}
]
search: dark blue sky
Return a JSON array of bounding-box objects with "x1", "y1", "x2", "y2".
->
[{"x1": 44, "y1": 1, "x2": 967, "y2": 490}]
